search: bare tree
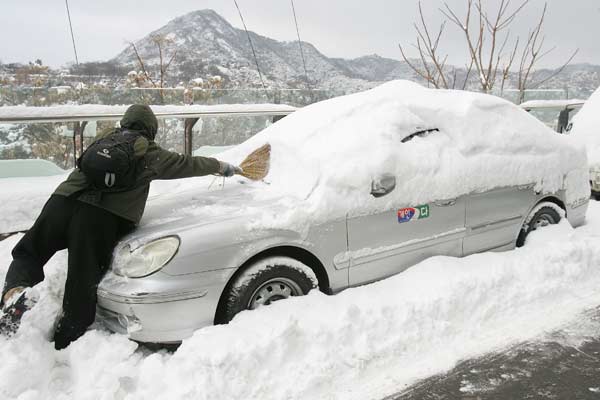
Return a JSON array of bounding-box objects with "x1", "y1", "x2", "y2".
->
[
  {"x1": 129, "y1": 34, "x2": 178, "y2": 104},
  {"x1": 399, "y1": 2, "x2": 451, "y2": 89},
  {"x1": 514, "y1": 4, "x2": 579, "y2": 103},
  {"x1": 440, "y1": 0, "x2": 530, "y2": 93},
  {"x1": 400, "y1": 0, "x2": 577, "y2": 97}
]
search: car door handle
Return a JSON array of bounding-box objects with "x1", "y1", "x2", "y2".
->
[
  {"x1": 435, "y1": 198, "x2": 457, "y2": 207},
  {"x1": 517, "y1": 183, "x2": 535, "y2": 191}
]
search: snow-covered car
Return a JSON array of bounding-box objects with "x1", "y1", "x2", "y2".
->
[
  {"x1": 0, "y1": 159, "x2": 65, "y2": 179},
  {"x1": 97, "y1": 81, "x2": 590, "y2": 343},
  {"x1": 569, "y1": 86, "x2": 600, "y2": 199}
]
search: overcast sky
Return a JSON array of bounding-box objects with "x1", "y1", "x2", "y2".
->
[{"x1": 1, "y1": 0, "x2": 598, "y2": 68}]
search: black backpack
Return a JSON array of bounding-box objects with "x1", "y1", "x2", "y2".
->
[{"x1": 77, "y1": 129, "x2": 147, "y2": 192}]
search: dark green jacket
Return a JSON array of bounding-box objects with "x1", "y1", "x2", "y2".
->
[{"x1": 53, "y1": 105, "x2": 220, "y2": 224}]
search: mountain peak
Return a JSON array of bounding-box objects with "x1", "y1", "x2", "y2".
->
[
  {"x1": 162, "y1": 8, "x2": 236, "y2": 37},
  {"x1": 191, "y1": 9, "x2": 221, "y2": 17},
  {"x1": 173, "y1": 9, "x2": 230, "y2": 25}
]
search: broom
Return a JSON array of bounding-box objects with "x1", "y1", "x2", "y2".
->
[{"x1": 236, "y1": 143, "x2": 271, "y2": 181}]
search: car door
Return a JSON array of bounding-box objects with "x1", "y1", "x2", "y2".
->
[
  {"x1": 347, "y1": 192, "x2": 466, "y2": 286},
  {"x1": 463, "y1": 185, "x2": 536, "y2": 254}
]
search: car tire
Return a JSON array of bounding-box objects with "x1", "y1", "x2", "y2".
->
[
  {"x1": 223, "y1": 256, "x2": 317, "y2": 323},
  {"x1": 516, "y1": 204, "x2": 561, "y2": 247}
]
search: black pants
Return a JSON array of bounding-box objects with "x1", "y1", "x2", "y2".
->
[{"x1": 1, "y1": 195, "x2": 134, "y2": 349}]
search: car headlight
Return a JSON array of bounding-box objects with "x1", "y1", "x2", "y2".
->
[{"x1": 113, "y1": 236, "x2": 180, "y2": 278}]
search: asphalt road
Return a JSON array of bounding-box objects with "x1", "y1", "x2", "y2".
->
[{"x1": 387, "y1": 307, "x2": 600, "y2": 400}]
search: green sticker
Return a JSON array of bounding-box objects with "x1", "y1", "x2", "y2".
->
[{"x1": 417, "y1": 204, "x2": 429, "y2": 219}]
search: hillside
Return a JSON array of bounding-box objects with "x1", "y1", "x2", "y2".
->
[
  {"x1": 112, "y1": 9, "x2": 419, "y2": 91},
  {"x1": 111, "y1": 9, "x2": 600, "y2": 98}
]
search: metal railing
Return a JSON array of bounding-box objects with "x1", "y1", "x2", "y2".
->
[
  {"x1": 0, "y1": 87, "x2": 346, "y2": 108},
  {"x1": 0, "y1": 104, "x2": 297, "y2": 167}
]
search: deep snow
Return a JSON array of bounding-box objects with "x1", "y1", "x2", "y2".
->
[{"x1": 1, "y1": 202, "x2": 600, "y2": 400}]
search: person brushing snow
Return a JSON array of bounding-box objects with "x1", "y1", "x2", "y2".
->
[{"x1": 0, "y1": 104, "x2": 241, "y2": 349}]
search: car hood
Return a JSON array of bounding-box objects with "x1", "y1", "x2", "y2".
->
[{"x1": 122, "y1": 181, "x2": 295, "y2": 247}]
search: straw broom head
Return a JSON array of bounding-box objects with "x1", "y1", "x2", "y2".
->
[{"x1": 238, "y1": 143, "x2": 271, "y2": 181}]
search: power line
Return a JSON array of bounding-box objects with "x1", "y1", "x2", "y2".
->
[
  {"x1": 290, "y1": 0, "x2": 311, "y2": 89},
  {"x1": 64, "y1": 0, "x2": 79, "y2": 65},
  {"x1": 232, "y1": 0, "x2": 267, "y2": 92}
]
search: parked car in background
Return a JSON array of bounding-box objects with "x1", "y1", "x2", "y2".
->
[
  {"x1": 520, "y1": 99, "x2": 584, "y2": 133},
  {"x1": 97, "y1": 81, "x2": 590, "y2": 343}
]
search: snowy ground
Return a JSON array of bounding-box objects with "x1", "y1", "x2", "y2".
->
[
  {"x1": 1, "y1": 201, "x2": 599, "y2": 400},
  {"x1": 0, "y1": 82, "x2": 596, "y2": 399}
]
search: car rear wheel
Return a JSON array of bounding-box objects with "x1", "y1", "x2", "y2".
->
[
  {"x1": 516, "y1": 204, "x2": 561, "y2": 247},
  {"x1": 223, "y1": 256, "x2": 317, "y2": 323}
]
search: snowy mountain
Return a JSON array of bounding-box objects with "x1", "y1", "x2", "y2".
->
[
  {"x1": 332, "y1": 54, "x2": 417, "y2": 81},
  {"x1": 112, "y1": 9, "x2": 422, "y2": 91},
  {"x1": 111, "y1": 9, "x2": 600, "y2": 97},
  {"x1": 529, "y1": 63, "x2": 600, "y2": 97}
]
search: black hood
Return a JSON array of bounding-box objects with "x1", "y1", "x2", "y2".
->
[{"x1": 120, "y1": 104, "x2": 158, "y2": 140}]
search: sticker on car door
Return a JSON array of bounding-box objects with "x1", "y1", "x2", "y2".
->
[{"x1": 397, "y1": 205, "x2": 430, "y2": 223}]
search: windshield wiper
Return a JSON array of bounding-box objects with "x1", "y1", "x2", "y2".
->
[{"x1": 401, "y1": 128, "x2": 439, "y2": 143}]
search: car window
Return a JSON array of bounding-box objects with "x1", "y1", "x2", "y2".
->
[{"x1": 401, "y1": 128, "x2": 439, "y2": 143}]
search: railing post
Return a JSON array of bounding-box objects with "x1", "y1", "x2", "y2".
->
[
  {"x1": 79, "y1": 121, "x2": 87, "y2": 156},
  {"x1": 184, "y1": 118, "x2": 199, "y2": 156},
  {"x1": 72, "y1": 121, "x2": 79, "y2": 168},
  {"x1": 72, "y1": 121, "x2": 88, "y2": 167}
]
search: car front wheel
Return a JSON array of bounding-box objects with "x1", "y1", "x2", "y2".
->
[
  {"x1": 223, "y1": 256, "x2": 317, "y2": 323},
  {"x1": 516, "y1": 203, "x2": 561, "y2": 247}
]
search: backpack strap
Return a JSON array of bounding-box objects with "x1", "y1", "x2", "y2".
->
[{"x1": 133, "y1": 136, "x2": 149, "y2": 158}]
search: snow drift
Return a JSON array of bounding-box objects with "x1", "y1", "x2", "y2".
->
[{"x1": 1, "y1": 203, "x2": 600, "y2": 400}]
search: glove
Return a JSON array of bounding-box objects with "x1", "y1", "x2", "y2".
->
[{"x1": 219, "y1": 161, "x2": 243, "y2": 177}]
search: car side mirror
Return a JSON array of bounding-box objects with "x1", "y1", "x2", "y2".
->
[{"x1": 370, "y1": 174, "x2": 396, "y2": 198}]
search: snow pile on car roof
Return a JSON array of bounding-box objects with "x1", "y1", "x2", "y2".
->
[
  {"x1": 224, "y1": 80, "x2": 589, "y2": 228},
  {"x1": 2, "y1": 205, "x2": 600, "y2": 399},
  {"x1": 571, "y1": 85, "x2": 600, "y2": 166}
]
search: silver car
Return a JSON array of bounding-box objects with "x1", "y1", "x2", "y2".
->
[{"x1": 97, "y1": 99, "x2": 589, "y2": 344}]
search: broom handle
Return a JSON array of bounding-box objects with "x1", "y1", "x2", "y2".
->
[{"x1": 207, "y1": 175, "x2": 219, "y2": 190}]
